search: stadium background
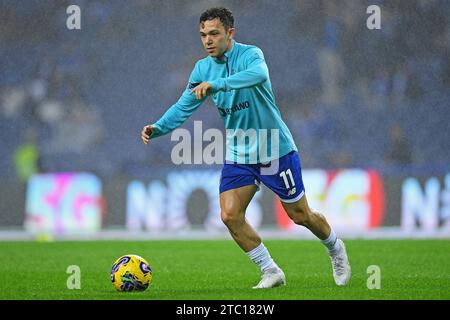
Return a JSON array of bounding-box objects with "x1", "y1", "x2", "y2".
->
[{"x1": 0, "y1": 0, "x2": 449, "y2": 240}]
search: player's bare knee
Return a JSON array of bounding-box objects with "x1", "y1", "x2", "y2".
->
[{"x1": 221, "y1": 210, "x2": 243, "y2": 227}]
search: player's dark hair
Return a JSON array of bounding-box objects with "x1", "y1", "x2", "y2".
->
[{"x1": 199, "y1": 7, "x2": 234, "y2": 31}]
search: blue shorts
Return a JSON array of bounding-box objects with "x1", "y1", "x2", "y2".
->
[{"x1": 219, "y1": 151, "x2": 305, "y2": 203}]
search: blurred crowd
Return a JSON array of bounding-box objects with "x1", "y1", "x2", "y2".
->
[{"x1": 1, "y1": 0, "x2": 449, "y2": 180}]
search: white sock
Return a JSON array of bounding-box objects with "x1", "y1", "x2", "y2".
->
[
  {"x1": 321, "y1": 229, "x2": 341, "y2": 253},
  {"x1": 246, "y1": 243, "x2": 278, "y2": 272}
]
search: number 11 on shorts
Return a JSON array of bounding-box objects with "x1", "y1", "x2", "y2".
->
[{"x1": 280, "y1": 169, "x2": 295, "y2": 189}]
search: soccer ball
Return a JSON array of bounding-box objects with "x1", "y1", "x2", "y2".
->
[{"x1": 111, "y1": 254, "x2": 152, "y2": 292}]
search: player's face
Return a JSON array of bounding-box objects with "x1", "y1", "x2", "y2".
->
[{"x1": 199, "y1": 18, "x2": 234, "y2": 59}]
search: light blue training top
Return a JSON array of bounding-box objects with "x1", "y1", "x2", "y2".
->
[{"x1": 151, "y1": 40, "x2": 298, "y2": 163}]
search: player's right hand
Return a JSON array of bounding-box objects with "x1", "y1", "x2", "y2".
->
[{"x1": 141, "y1": 125, "x2": 153, "y2": 145}]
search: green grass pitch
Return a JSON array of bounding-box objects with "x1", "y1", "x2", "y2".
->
[{"x1": 0, "y1": 239, "x2": 449, "y2": 300}]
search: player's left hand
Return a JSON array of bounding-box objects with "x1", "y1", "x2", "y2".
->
[{"x1": 190, "y1": 82, "x2": 211, "y2": 100}]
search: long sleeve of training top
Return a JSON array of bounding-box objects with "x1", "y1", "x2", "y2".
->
[
  {"x1": 150, "y1": 62, "x2": 206, "y2": 139},
  {"x1": 150, "y1": 46, "x2": 268, "y2": 139}
]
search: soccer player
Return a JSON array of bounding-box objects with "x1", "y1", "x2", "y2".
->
[{"x1": 141, "y1": 7, "x2": 350, "y2": 288}]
